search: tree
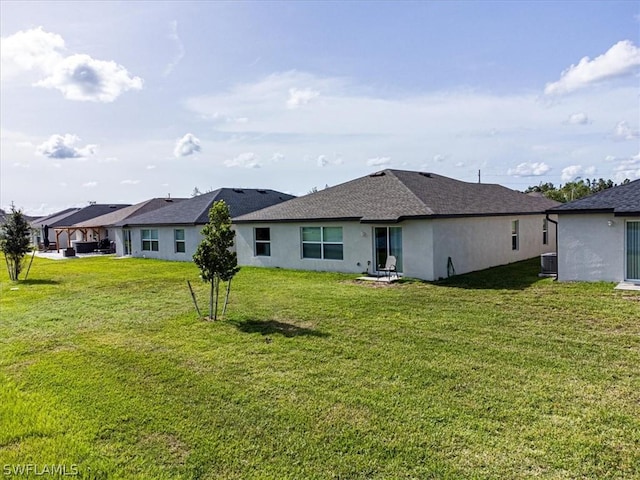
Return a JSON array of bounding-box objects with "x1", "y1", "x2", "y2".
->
[
  {"x1": 0, "y1": 204, "x2": 32, "y2": 281},
  {"x1": 192, "y1": 201, "x2": 240, "y2": 320},
  {"x1": 524, "y1": 177, "x2": 629, "y2": 203}
]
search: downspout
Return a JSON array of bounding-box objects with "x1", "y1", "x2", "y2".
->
[{"x1": 546, "y1": 213, "x2": 558, "y2": 278}]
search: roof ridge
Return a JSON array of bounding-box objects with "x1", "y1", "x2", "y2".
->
[
  {"x1": 386, "y1": 170, "x2": 436, "y2": 215},
  {"x1": 194, "y1": 189, "x2": 223, "y2": 222}
]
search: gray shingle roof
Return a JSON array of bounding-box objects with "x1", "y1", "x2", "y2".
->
[
  {"x1": 117, "y1": 188, "x2": 295, "y2": 226},
  {"x1": 31, "y1": 208, "x2": 80, "y2": 228},
  {"x1": 234, "y1": 169, "x2": 561, "y2": 223},
  {"x1": 547, "y1": 179, "x2": 640, "y2": 215},
  {"x1": 40, "y1": 204, "x2": 131, "y2": 228},
  {"x1": 73, "y1": 198, "x2": 187, "y2": 228}
]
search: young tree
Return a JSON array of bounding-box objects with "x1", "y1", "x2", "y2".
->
[
  {"x1": 192, "y1": 200, "x2": 240, "y2": 320},
  {"x1": 0, "y1": 204, "x2": 32, "y2": 281}
]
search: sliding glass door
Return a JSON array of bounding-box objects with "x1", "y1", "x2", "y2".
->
[
  {"x1": 123, "y1": 229, "x2": 132, "y2": 255},
  {"x1": 627, "y1": 221, "x2": 640, "y2": 281},
  {"x1": 374, "y1": 227, "x2": 403, "y2": 273}
]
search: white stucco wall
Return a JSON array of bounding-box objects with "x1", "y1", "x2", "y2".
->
[
  {"x1": 556, "y1": 213, "x2": 625, "y2": 282},
  {"x1": 431, "y1": 214, "x2": 555, "y2": 280},
  {"x1": 117, "y1": 225, "x2": 205, "y2": 261},
  {"x1": 235, "y1": 215, "x2": 554, "y2": 281},
  {"x1": 235, "y1": 222, "x2": 378, "y2": 275}
]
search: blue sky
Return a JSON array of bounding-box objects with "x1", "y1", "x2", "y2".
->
[{"x1": 1, "y1": 0, "x2": 638, "y2": 215}]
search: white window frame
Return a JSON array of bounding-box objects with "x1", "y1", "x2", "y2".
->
[
  {"x1": 141, "y1": 229, "x2": 159, "y2": 252},
  {"x1": 542, "y1": 218, "x2": 549, "y2": 245},
  {"x1": 511, "y1": 220, "x2": 519, "y2": 251},
  {"x1": 301, "y1": 226, "x2": 343, "y2": 260}
]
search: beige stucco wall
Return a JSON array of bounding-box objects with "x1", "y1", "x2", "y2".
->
[{"x1": 556, "y1": 213, "x2": 626, "y2": 282}]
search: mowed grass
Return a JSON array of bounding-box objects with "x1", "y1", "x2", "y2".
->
[{"x1": 0, "y1": 255, "x2": 638, "y2": 479}]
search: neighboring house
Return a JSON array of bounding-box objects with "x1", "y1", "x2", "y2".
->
[
  {"x1": 33, "y1": 204, "x2": 130, "y2": 251},
  {"x1": 114, "y1": 188, "x2": 295, "y2": 261},
  {"x1": 73, "y1": 197, "x2": 186, "y2": 254},
  {"x1": 547, "y1": 179, "x2": 640, "y2": 283},
  {"x1": 30, "y1": 207, "x2": 81, "y2": 249},
  {"x1": 233, "y1": 169, "x2": 560, "y2": 281}
]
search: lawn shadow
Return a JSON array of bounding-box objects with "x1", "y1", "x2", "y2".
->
[
  {"x1": 17, "y1": 279, "x2": 60, "y2": 286},
  {"x1": 231, "y1": 319, "x2": 330, "y2": 338},
  {"x1": 432, "y1": 258, "x2": 547, "y2": 291}
]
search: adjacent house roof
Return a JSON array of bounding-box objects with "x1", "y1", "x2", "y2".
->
[
  {"x1": 547, "y1": 179, "x2": 640, "y2": 216},
  {"x1": 42, "y1": 204, "x2": 131, "y2": 228},
  {"x1": 73, "y1": 198, "x2": 187, "y2": 228},
  {"x1": 234, "y1": 169, "x2": 561, "y2": 224},
  {"x1": 31, "y1": 207, "x2": 81, "y2": 228},
  {"x1": 117, "y1": 188, "x2": 296, "y2": 226},
  {"x1": 1, "y1": 209, "x2": 42, "y2": 225}
]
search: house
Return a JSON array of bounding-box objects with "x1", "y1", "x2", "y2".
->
[
  {"x1": 233, "y1": 169, "x2": 560, "y2": 281},
  {"x1": 30, "y1": 207, "x2": 82, "y2": 250},
  {"x1": 31, "y1": 204, "x2": 130, "y2": 251},
  {"x1": 547, "y1": 179, "x2": 640, "y2": 283},
  {"x1": 114, "y1": 188, "x2": 295, "y2": 261},
  {"x1": 73, "y1": 197, "x2": 186, "y2": 254}
]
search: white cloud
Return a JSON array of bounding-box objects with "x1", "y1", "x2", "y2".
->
[
  {"x1": 36, "y1": 134, "x2": 97, "y2": 159},
  {"x1": 224, "y1": 152, "x2": 261, "y2": 168},
  {"x1": 174, "y1": 133, "x2": 201, "y2": 157},
  {"x1": 433, "y1": 154, "x2": 449, "y2": 162},
  {"x1": 120, "y1": 179, "x2": 140, "y2": 185},
  {"x1": 182, "y1": 70, "x2": 637, "y2": 188},
  {"x1": 0, "y1": 26, "x2": 64, "y2": 80},
  {"x1": 146, "y1": 164, "x2": 156, "y2": 169},
  {"x1": 1, "y1": 27, "x2": 142, "y2": 102},
  {"x1": 508, "y1": 162, "x2": 551, "y2": 177},
  {"x1": 545, "y1": 40, "x2": 640, "y2": 95},
  {"x1": 317, "y1": 154, "x2": 343, "y2": 167},
  {"x1": 163, "y1": 20, "x2": 185, "y2": 77},
  {"x1": 567, "y1": 112, "x2": 590, "y2": 125},
  {"x1": 612, "y1": 152, "x2": 640, "y2": 182},
  {"x1": 560, "y1": 164, "x2": 596, "y2": 182},
  {"x1": 271, "y1": 152, "x2": 285, "y2": 162},
  {"x1": 286, "y1": 88, "x2": 320, "y2": 109},
  {"x1": 36, "y1": 54, "x2": 142, "y2": 102},
  {"x1": 612, "y1": 120, "x2": 639, "y2": 140},
  {"x1": 82, "y1": 181, "x2": 97, "y2": 188},
  {"x1": 366, "y1": 157, "x2": 391, "y2": 167}
]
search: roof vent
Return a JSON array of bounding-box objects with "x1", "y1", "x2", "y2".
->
[
  {"x1": 109, "y1": 205, "x2": 118, "y2": 209},
  {"x1": 370, "y1": 171, "x2": 386, "y2": 177},
  {"x1": 257, "y1": 189, "x2": 267, "y2": 194},
  {"x1": 233, "y1": 189, "x2": 245, "y2": 193},
  {"x1": 419, "y1": 172, "x2": 432, "y2": 178}
]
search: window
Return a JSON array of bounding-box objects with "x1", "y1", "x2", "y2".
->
[
  {"x1": 141, "y1": 229, "x2": 159, "y2": 251},
  {"x1": 511, "y1": 220, "x2": 519, "y2": 251},
  {"x1": 301, "y1": 226, "x2": 343, "y2": 260},
  {"x1": 174, "y1": 229, "x2": 185, "y2": 253},
  {"x1": 255, "y1": 228, "x2": 271, "y2": 256},
  {"x1": 542, "y1": 218, "x2": 549, "y2": 245}
]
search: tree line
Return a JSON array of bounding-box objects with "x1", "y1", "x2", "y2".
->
[{"x1": 524, "y1": 177, "x2": 630, "y2": 203}]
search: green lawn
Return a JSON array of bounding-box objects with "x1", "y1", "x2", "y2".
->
[{"x1": 1, "y1": 255, "x2": 638, "y2": 479}]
